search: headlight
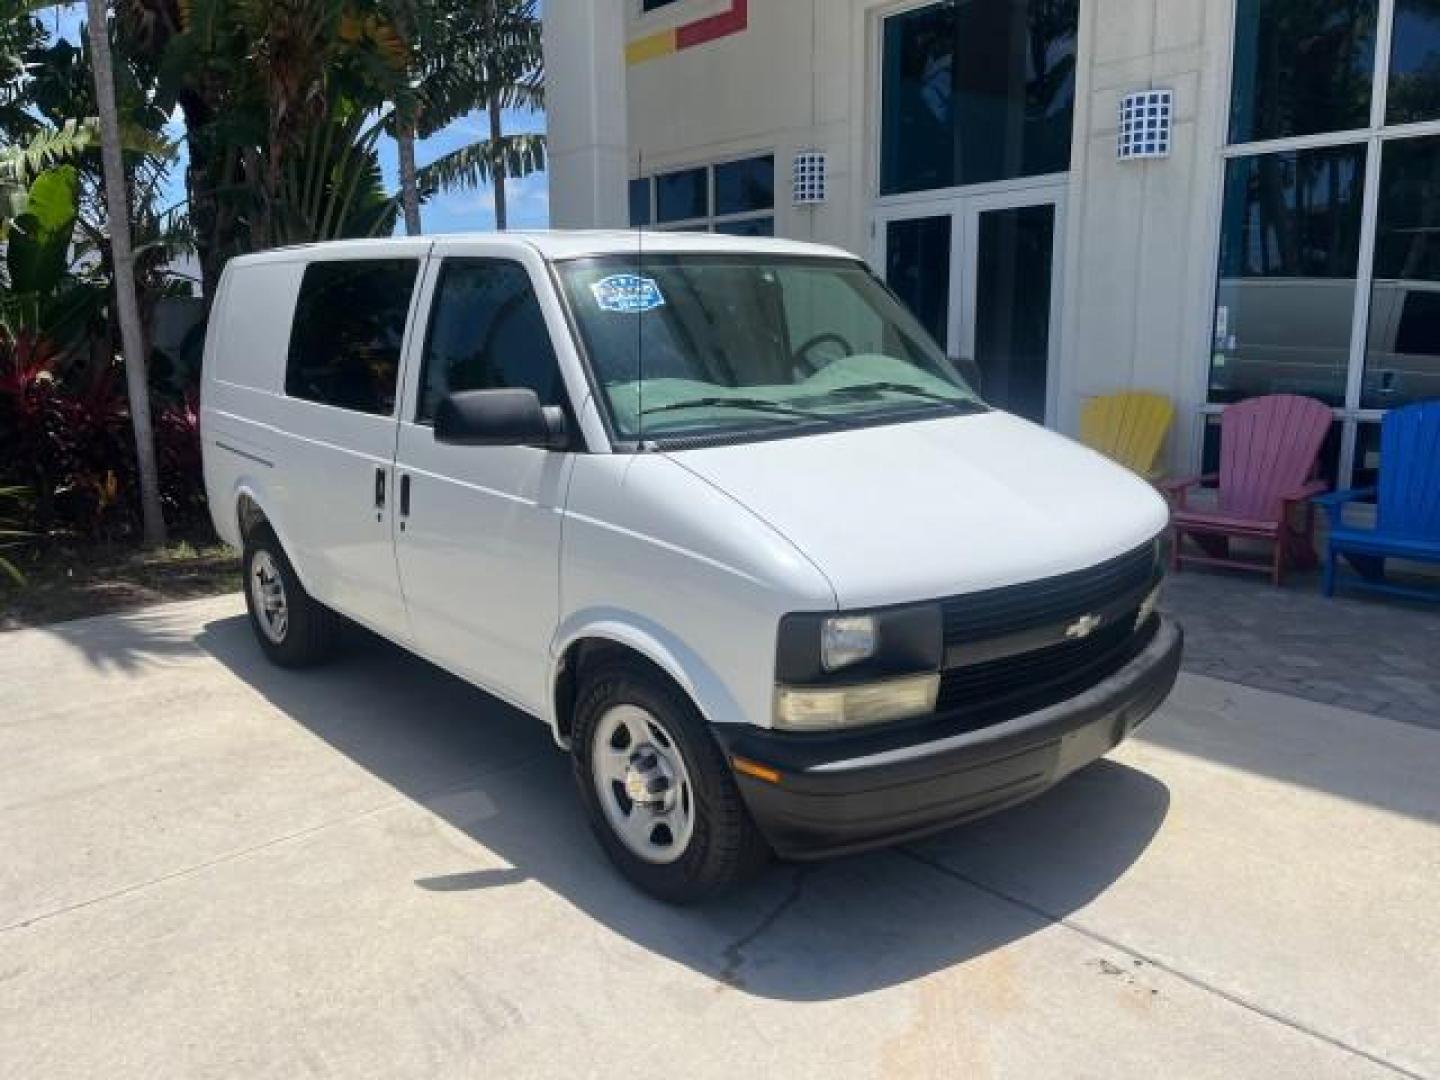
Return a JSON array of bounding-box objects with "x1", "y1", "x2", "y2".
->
[
  {"x1": 821, "y1": 615, "x2": 877, "y2": 672},
  {"x1": 774, "y1": 672, "x2": 940, "y2": 732},
  {"x1": 774, "y1": 603, "x2": 943, "y2": 730}
]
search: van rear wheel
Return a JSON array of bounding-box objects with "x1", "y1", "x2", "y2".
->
[
  {"x1": 242, "y1": 528, "x2": 338, "y2": 668},
  {"x1": 571, "y1": 660, "x2": 770, "y2": 903}
]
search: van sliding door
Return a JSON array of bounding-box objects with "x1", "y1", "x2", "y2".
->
[{"x1": 276, "y1": 250, "x2": 428, "y2": 639}]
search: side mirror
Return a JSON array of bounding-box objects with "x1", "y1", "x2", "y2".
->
[
  {"x1": 952, "y1": 356, "x2": 983, "y2": 395},
  {"x1": 435, "y1": 389, "x2": 568, "y2": 450}
]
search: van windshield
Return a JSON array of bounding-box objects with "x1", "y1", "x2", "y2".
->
[{"x1": 556, "y1": 254, "x2": 983, "y2": 442}]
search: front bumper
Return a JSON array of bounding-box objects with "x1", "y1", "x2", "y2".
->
[{"x1": 714, "y1": 617, "x2": 1183, "y2": 860}]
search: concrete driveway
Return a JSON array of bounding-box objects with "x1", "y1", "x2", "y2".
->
[{"x1": 2, "y1": 596, "x2": 1437, "y2": 1079}]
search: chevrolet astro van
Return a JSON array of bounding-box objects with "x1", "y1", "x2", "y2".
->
[{"x1": 202, "y1": 232, "x2": 1183, "y2": 902}]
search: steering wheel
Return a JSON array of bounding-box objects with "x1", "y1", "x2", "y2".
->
[{"x1": 792, "y1": 331, "x2": 854, "y2": 373}]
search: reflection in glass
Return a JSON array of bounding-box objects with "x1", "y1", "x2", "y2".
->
[
  {"x1": 974, "y1": 205, "x2": 1054, "y2": 425},
  {"x1": 1364, "y1": 135, "x2": 1440, "y2": 408},
  {"x1": 885, "y1": 216, "x2": 952, "y2": 349},
  {"x1": 1210, "y1": 145, "x2": 1367, "y2": 406},
  {"x1": 1229, "y1": 0, "x2": 1377, "y2": 144},
  {"x1": 656, "y1": 167, "x2": 708, "y2": 223},
  {"x1": 1388, "y1": 0, "x2": 1440, "y2": 123},
  {"x1": 880, "y1": 0, "x2": 1077, "y2": 195}
]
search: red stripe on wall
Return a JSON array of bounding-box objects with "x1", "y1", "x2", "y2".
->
[{"x1": 676, "y1": 0, "x2": 748, "y2": 50}]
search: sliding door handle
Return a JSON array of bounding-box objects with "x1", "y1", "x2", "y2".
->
[
  {"x1": 374, "y1": 468, "x2": 386, "y2": 510},
  {"x1": 400, "y1": 474, "x2": 411, "y2": 517}
]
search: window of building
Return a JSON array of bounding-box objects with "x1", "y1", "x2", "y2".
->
[
  {"x1": 631, "y1": 154, "x2": 775, "y2": 235},
  {"x1": 1216, "y1": 0, "x2": 1440, "y2": 488},
  {"x1": 714, "y1": 156, "x2": 774, "y2": 217},
  {"x1": 416, "y1": 260, "x2": 564, "y2": 424},
  {"x1": 629, "y1": 178, "x2": 652, "y2": 227},
  {"x1": 1365, "y1": 135, "x2": 1440, "y2": 409},
  {"x1": 285, "y1": 259, "x2": 418, "y2": 416},
  {"x1": 656, "y1": 166, "x2": 708, "y2": 223},
  {"x1": 1211, "y1": 145, "x2": 1366, "y2": 408},
  {"x1": 879, "y1": 0, "x2": 1078, "y2": 196},
  {"x1": 1387, "y1": 0, "x2": 1440, "y2": 124},
  {"x1": 884, "y1": 216, "x2": 952, "y2": 348},
  {"x1": 641, "y1": 0, "x2": 683, "y2": 11},
  {"x1": 1228, "y1": 0, "x2": 1378, "y2": 144}
]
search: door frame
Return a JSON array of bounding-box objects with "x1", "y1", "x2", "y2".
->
[{"x1": 871, "y1": 181, "x2": 1068, "y2": 427}]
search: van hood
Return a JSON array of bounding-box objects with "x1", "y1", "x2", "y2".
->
[{"x1": 664, "y1": 411, "x2": 1170, "y2": 610}]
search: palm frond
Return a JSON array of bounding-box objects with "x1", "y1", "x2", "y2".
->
[
  {"x1": 416, "y1": 131, "x2": 545, "y2": 196},
  {"x1": 0, "y1": 119, "x2": 99, "y2": 186}
]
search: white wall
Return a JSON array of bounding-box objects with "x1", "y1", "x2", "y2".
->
[
  {"x1": 553, "y1": 0, "x2": 1237, "y2": 471},
  {"x1": 544, "y1": 0, "x2": 630, "y2": 228},
  {"x1": 1056, "y1": 0, "x2": 1232, "y2": 470}
]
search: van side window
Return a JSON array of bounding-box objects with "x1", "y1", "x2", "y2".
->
[
  {"x1": 285, "y1": 259, "x2": 419, "y2": 415},
  {"x1": 417, "y1": 259, "x2": 564, "y2": 423}
]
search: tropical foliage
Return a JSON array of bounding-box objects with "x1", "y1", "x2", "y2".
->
[
  {"x1": 405, "y1": 0, "x2": 544, "y2": 230},
  {"x1": 0, "y1": 0, "x2": 545, "y2": 564}
]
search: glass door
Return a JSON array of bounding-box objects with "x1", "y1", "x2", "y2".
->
[{"x1": 875, "y1": 188, "x2": 1064, "y2": 425}]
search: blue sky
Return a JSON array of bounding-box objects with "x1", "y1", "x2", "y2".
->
[{"x1": 40, "y1": 4, "x2": 550, "y2": 234}]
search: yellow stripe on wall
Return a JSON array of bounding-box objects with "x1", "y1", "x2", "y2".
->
[{"x1": 626, "y1": 30, "x2": 677, "y2": 65}]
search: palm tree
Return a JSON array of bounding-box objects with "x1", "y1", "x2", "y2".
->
[
  {"x1": 84, "y1": 0, "x2": 165, "y2": 545},
  {"x1": 406, "y1": 0, "x2": 545, "y2": 232}
]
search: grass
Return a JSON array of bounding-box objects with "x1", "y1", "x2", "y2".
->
[{"x1": 0, "y1": 532, "x2": 241, "y2": 631}]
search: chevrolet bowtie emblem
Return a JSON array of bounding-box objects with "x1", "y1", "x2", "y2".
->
[{"x1": 1065, "y1": 613, "x2": 1104, "y2": 640}]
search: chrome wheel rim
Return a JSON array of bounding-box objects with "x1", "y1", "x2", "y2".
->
[
  {"x1": 591, "y1": 705, "x2": 696, "y2": 865},
  {"x1": 249, "y1": 551, "x2": 289, "y2": 645}
]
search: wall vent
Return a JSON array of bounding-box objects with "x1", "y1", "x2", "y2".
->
[
  {"x1": 1118, "y1": 90, "x2": 1173, "y2": 161},
  {"x1": 793, "y1": 152, "x2": 828, "y2": 205}
]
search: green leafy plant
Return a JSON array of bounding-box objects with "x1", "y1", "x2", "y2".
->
[{"x1": 6, "y1": 164, "x2": 80, "y2": 295}]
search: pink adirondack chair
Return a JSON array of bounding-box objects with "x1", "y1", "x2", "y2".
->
[{"x1": 1163, "y1": 395, "x2": 1333, "y2": 586}]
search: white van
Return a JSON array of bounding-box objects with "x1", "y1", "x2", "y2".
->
[{"x1": 202, "y1": 232, "x2": 1182, "y2": 902}]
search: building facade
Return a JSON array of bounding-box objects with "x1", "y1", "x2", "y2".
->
[{"x1": 544, "y1": 0, "x2": 1440, "y2": 484}]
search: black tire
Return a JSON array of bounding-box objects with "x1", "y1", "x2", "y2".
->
[
  {"x1": 571, "y1": 660, "x2": 771, "y2": 903},
  {"x1": 241, "y1": 526, "x2": 339, "y2": 668}
]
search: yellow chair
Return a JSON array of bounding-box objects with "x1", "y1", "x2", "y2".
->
[{"x1": 1079, "y1": 391, "x2": 1175, "y2": 480}]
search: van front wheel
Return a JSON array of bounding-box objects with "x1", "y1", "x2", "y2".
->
[
  {"x1": 242, "y1": 529, "x2": 338, "y2": 668},
  {"x1": 571, "y1": 662, "x2": 770, "y2": 903}
]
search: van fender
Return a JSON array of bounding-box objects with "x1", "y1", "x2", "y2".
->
[
  {"x1": 547, "y1": 609, "x2": 751, "y2": 747},
  {"x1": 230, "y1": 480, "x2": 315, "y2": 594}
]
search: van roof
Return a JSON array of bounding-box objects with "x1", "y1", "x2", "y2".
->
[{"x1": 224, "y1": 229, "x2": 856, "y2": 266}]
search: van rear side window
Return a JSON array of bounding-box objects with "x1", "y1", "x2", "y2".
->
[{"x1": 285, "y1": 259, "x2": 419, "y2": 415}]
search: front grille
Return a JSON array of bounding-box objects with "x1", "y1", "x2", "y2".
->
[
  {"x1": 934, "y1": 614, "x2": 1149, "y2": 719},
  {"x1": 940, "y1": 542, "x2": 1157, "y2": 646}
]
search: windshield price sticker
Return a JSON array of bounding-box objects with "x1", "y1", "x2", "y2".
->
[{"x1": 591, "y1": 275, "x2": 666, "y2": 314}]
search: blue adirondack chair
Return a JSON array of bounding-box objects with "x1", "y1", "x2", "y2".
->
[{"x1": 1315, "y1": 400, "x2": 1440, "y2": 601}]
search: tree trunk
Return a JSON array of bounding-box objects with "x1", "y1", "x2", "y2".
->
[
  {"x1": 85, "y1": 0, "x2": 167, "y2": 547},
  {"x1": 489, "y1": 98, "x2": 508, "y2": 231},
  {"x1": 398, "y1": 118, "x2": 422, "y2": 236}
]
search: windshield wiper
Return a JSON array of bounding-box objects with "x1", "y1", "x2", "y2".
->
[
  {"x1": 828, "y1": 382, "x2": 986, "y2": 410},
  {"x1": 640, "y1": 397, "x2": 837, "y2": 423}
]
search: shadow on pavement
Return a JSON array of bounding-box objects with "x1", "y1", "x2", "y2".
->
[
  {"x1": 33, "y1": 603, "x2": 215, "y2": 674},
  {"x1": 198, "y1": 614, "x2": 1170, "y2": 1001}
]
